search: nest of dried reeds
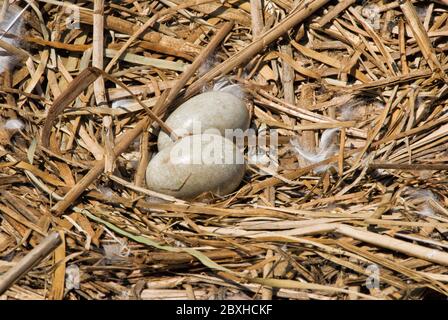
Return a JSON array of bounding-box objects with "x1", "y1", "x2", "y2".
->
[{"x1": 1, "y1": 0, "x2": 448, "y2": 300}]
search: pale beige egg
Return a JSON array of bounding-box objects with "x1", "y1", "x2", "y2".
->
[
  {"x1": 157, "y1": 91, "x2": 249, "y2": 151},
  {"x1": 146, "y1": 134, "x2": 245, "y2": 199}
]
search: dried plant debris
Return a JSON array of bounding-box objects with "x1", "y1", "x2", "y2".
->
[
  {"x1": 1, "y1": 0, "x2": 448, "y2": 300},
  {"x1": 0, "y1": 1, "x2": 26, "y2": 74}
]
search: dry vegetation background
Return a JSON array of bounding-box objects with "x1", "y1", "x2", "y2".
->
[{"x1": 1, "y1": 0, "x2": 448, "y2": 300}]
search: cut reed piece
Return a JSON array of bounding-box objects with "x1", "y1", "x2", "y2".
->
[
  {"x1": 51, "y1": 118, "x2": 150, "y2": 214},
  {"x1": 48, "y1": 231, "x2": 65, "y2": 300},
  {"x1": 369, "y1": 163, "x2": 448, "y2": 171},
  {"x1": 78, "y1": 10, "x2": 200, "y2": 61}
]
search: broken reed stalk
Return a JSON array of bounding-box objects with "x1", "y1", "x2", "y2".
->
[
  {"x1": 49, "y1": 231, "x2": 65, "y2": 300},
  {"x1": 257, "y1": 223, "x2": 448, "y2": 266},
  {"x1": 23, "y1": 36, "x2": 91, "y2": 52},
  {"x1": 92, "y1": 0, "x2": 106, "y2": 105},
  {"x1": 184, "y1": 0, "x2": 330, "y2": 98},
  {"x1": 336, "y1": 225, "x2": 448, "y2": 266},
  {"x1": 0, "y1": 232, "x2": 61, "y2": 295},
  {"x1": 9, "y1": 0, "x2": 448, "y2": 300},
  {"x1": 92, "y1": 0, "x2": 115, "y2": 173},
  {"x1": 316, "y1": 0, "x2": 356, "y2": 26},
  {"x1": 0, "y1": 0, "x2": 8, "y2": 21},
  {"x1": 50, "y1": 22, "x2": 234, "y2": 215}
]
